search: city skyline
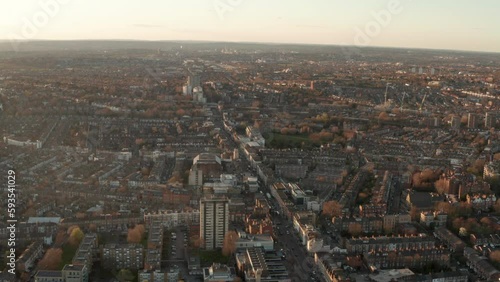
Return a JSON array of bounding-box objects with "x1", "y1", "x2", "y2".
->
[{"x1": 1, "y1": 0, "x2": 499, "y2": 53}]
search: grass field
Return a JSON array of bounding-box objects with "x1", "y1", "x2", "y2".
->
[{"x1": 198, "y1": 249, "x2": 229, "y2": 266}]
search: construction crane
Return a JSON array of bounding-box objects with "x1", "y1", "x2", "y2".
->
[
  {"x1": 384, "y1": 83, "x2": 391, "y2": 105},
  {"x1": 419, "y1": 92, "x2": 428, "y2": 111},
  {"x1": 400, "y1": 92, "x2": 407, "y2": 112}
]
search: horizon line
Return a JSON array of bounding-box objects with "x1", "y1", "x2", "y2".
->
[{"x1": 1, "y1": 38, "x2": 499, "y2": 55}]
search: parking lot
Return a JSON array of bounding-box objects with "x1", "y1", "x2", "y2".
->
[{"x1": 162, "y1": 227, "x2": 202, "y2": 282}]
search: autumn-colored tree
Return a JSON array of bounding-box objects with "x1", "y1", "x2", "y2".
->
[
  {"x1": 460, "y1": 115, "x2": 468, "y2": 125},
  {"x1": 319, "y1": 131, "x2": 334, "y2": 141},
  {"x1": 410, "y1": 206, "x2": 420, "y2": 221},
  {"x1": 322, "y1": 201, "x2": 342, "y2": 218},
  {"x1": 490, "y1": 250, "x2": 500, "y2": 263},
  {"x1": 127, "y1": 224, "x2": 145, "y2": 243},
  {"x1": 385, "y1": 252, "x2": 397, "y2": 264},
  {"x1": 343, "y1": 130, "x2": 356, "y2": 140},
  {"x1": 176, "y1": 109, "x2": 186, "y2": 116},
  {"x1": 300, "y1": 125, "x2": 310, "y2": 134},
  {"x1": 452, "y1": 217, "x2": 465, "y2": 231},
  {"x1": 168, "y1": 171, "x2": 182, "y2": 183},
  {"x1": 54, "y1": 230, "x2": 67, "y2": 246},
  {"x1": 348, "y1": 223, "x2": 362, "y2": 237},
  {"x1": 474, "y1": 159, "x2": 486, "y2": 172},
  {"x1": 494, "y1": 199, "x2": 500, "y2": 213},
  {"x1": 191, "y1": 235, "x2": 205, "y2": 248},
  {"x1": 434, "y1": 178, "x2": 447, "y2": 194},
  {"x1": 316, "y1": 176, "x2": 327, "y2": 182},
  {"x1": 494, "y1": 153, "x2": 500, "y2": 161},
  {"x1": 20, "y1": 273, "x2": 30, "y2": 281},
  {"x1": 457, "y1": 202, "x2": 473, "y2": 217},
  {"x1": 468, "y1": 159, "x2": 486, "y2": 176},
  {"x1": 309, "y1": 133, "x2": 321, "y2": 142},
  {"x1": 251, "y1": 100, "x2": 262, "y2": 108},
  {"x1": 378, "y1": 112, "x2": 389, "y2": 120},
  {"x1": 140, "y1": 167, "x2": 151, "y2": 176},
  {"x1": 465, "y1": 218, "x2": 478, "y2": 231},
  {"x1": 435, "y1": 202, "x2": 454, "y2": 214},
  {"x1": 23, "y1": 207, "x2": 36, "y2": 217},
  {"x1": 37, "y1": 248, "x2": 62, "y2": 270},
  {"x1": 68, "y1": 226, "x2": 84, "y2": 246},
  {"x1": 420, "y1": 168, "x2": 440, "y2": 182},
  {"x1": 222, "y1": 231, "x2": 239, "y2": 256}
]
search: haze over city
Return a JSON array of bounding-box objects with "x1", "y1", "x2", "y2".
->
[
  {"x1": 1, "y1": 1, "x2": 500, "y2": 282},
  {"x1": 1, "y1": 0, "x2": 500, "y2": 52}
]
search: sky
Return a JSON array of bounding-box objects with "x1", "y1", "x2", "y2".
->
[{"x1": 0, "y1": 0, "x2": 499, "y2": 52}]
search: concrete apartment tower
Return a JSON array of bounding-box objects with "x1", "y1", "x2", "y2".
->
[{"x1": 200, "y1": 196, "x2": 229, "y2": 250}]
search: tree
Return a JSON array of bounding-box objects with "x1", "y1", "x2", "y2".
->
[
  {"x1": 420, "y1": 168, "x2": 440, "y2": 182},
  {"x1": 115, "y1": 269, "x2": 135, "y2": 282},
  {"x1": 322, "y1": 201, "x2": 342, "y2": 218},
  {"x1": 176, "y1": 109, "x2": 186, "y2": 116},
  {"x1": 457, "y1": 202, "x2": 473, "y2": 217},
  {"x1": 280, "y1": 128, "x2": 289, "y2": 135},
  {"x1": 37, "y1": 248, "x2": 62, "y2": 270},
  {"x1": 474, "y1": 159, "x2": 486, "y2": 172},
  {"x1": 309, "y1": 133, "x2": 321, "y2": 142},
  {"x1": 378, "y1": 112, "x2": 389, "y2": 120},
  {"x1": 435, "y1": 202, "x2": 454, "y2": 214},
  {"x1": 464, "y1": 218, "x2": 478, "y2": 232},
  {"x1": 434, "y1": 178, "x2": 447, "y2": 194},
  {"x1": 348, "y1": 223, "x2": 362, "y2": 237},
  {"x1": 127, "y1": 224, "x2": 146, "y2": 243},
  {"x1": 222, "y1": 231, "x2": 239, "y2": 256},
  {"x1": 490, "y1": 250, "x2": 500, "y2": 263},
  {"x1": 191, "y1": 235, "x2": 204, "y2": 248},
  {"x1": 135, "y1": 138, "x2": 145, "y2": 146},
  {"x1": 452, "y1": 217, "x2": 465, "y2": 231},
  {"x1": 68, "y1": 226, "x2": 84, "y2": 246},
  {"x1": 54, "y1": 230, "x2": 66, "y2": 246},
  {"x1": 410, "y1": 206, "x2": 419, "y2": 221},
  {"x1": 494, "y1": 199, "x2": 500, "y2": 213}
]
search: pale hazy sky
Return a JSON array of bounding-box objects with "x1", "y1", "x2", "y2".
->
[{"x1": 1, "y1": 0, "x2": 499, "y2": 52}]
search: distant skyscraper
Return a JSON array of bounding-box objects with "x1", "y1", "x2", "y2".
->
[
  {"x1": 451, "y1": 116, "x2": 461, "y2": 129},
  {"x1": 182, "y1": 85, "x2": 192, "y2": 95},
  {"x1": 200, "y1": 196, "x2": 229, "y2": 250},
  {"x1": 411, "y1": 67, "x2": 416, "y2": 73},
  {"x1": 183, "y1": 74, "x2": 201, "y2": 96},
  {"x1": 279, "y1": 92, "x2": 285, "y2": 104},
  {"x1": 468, "y1": 113, "x2": 478, "y2": 129},
  {"x1": 188, "y1": 74, "x2": 201, "y2": 88},
  {"x1": 430, "y1": 68, "x2": 435, "y2": 75},
  {"x1": 485, "y1": 113, "x2": 495, "y2": 129},
  {"x1": 418, "y1": 67, "x2": 423, "y2": 74}
]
